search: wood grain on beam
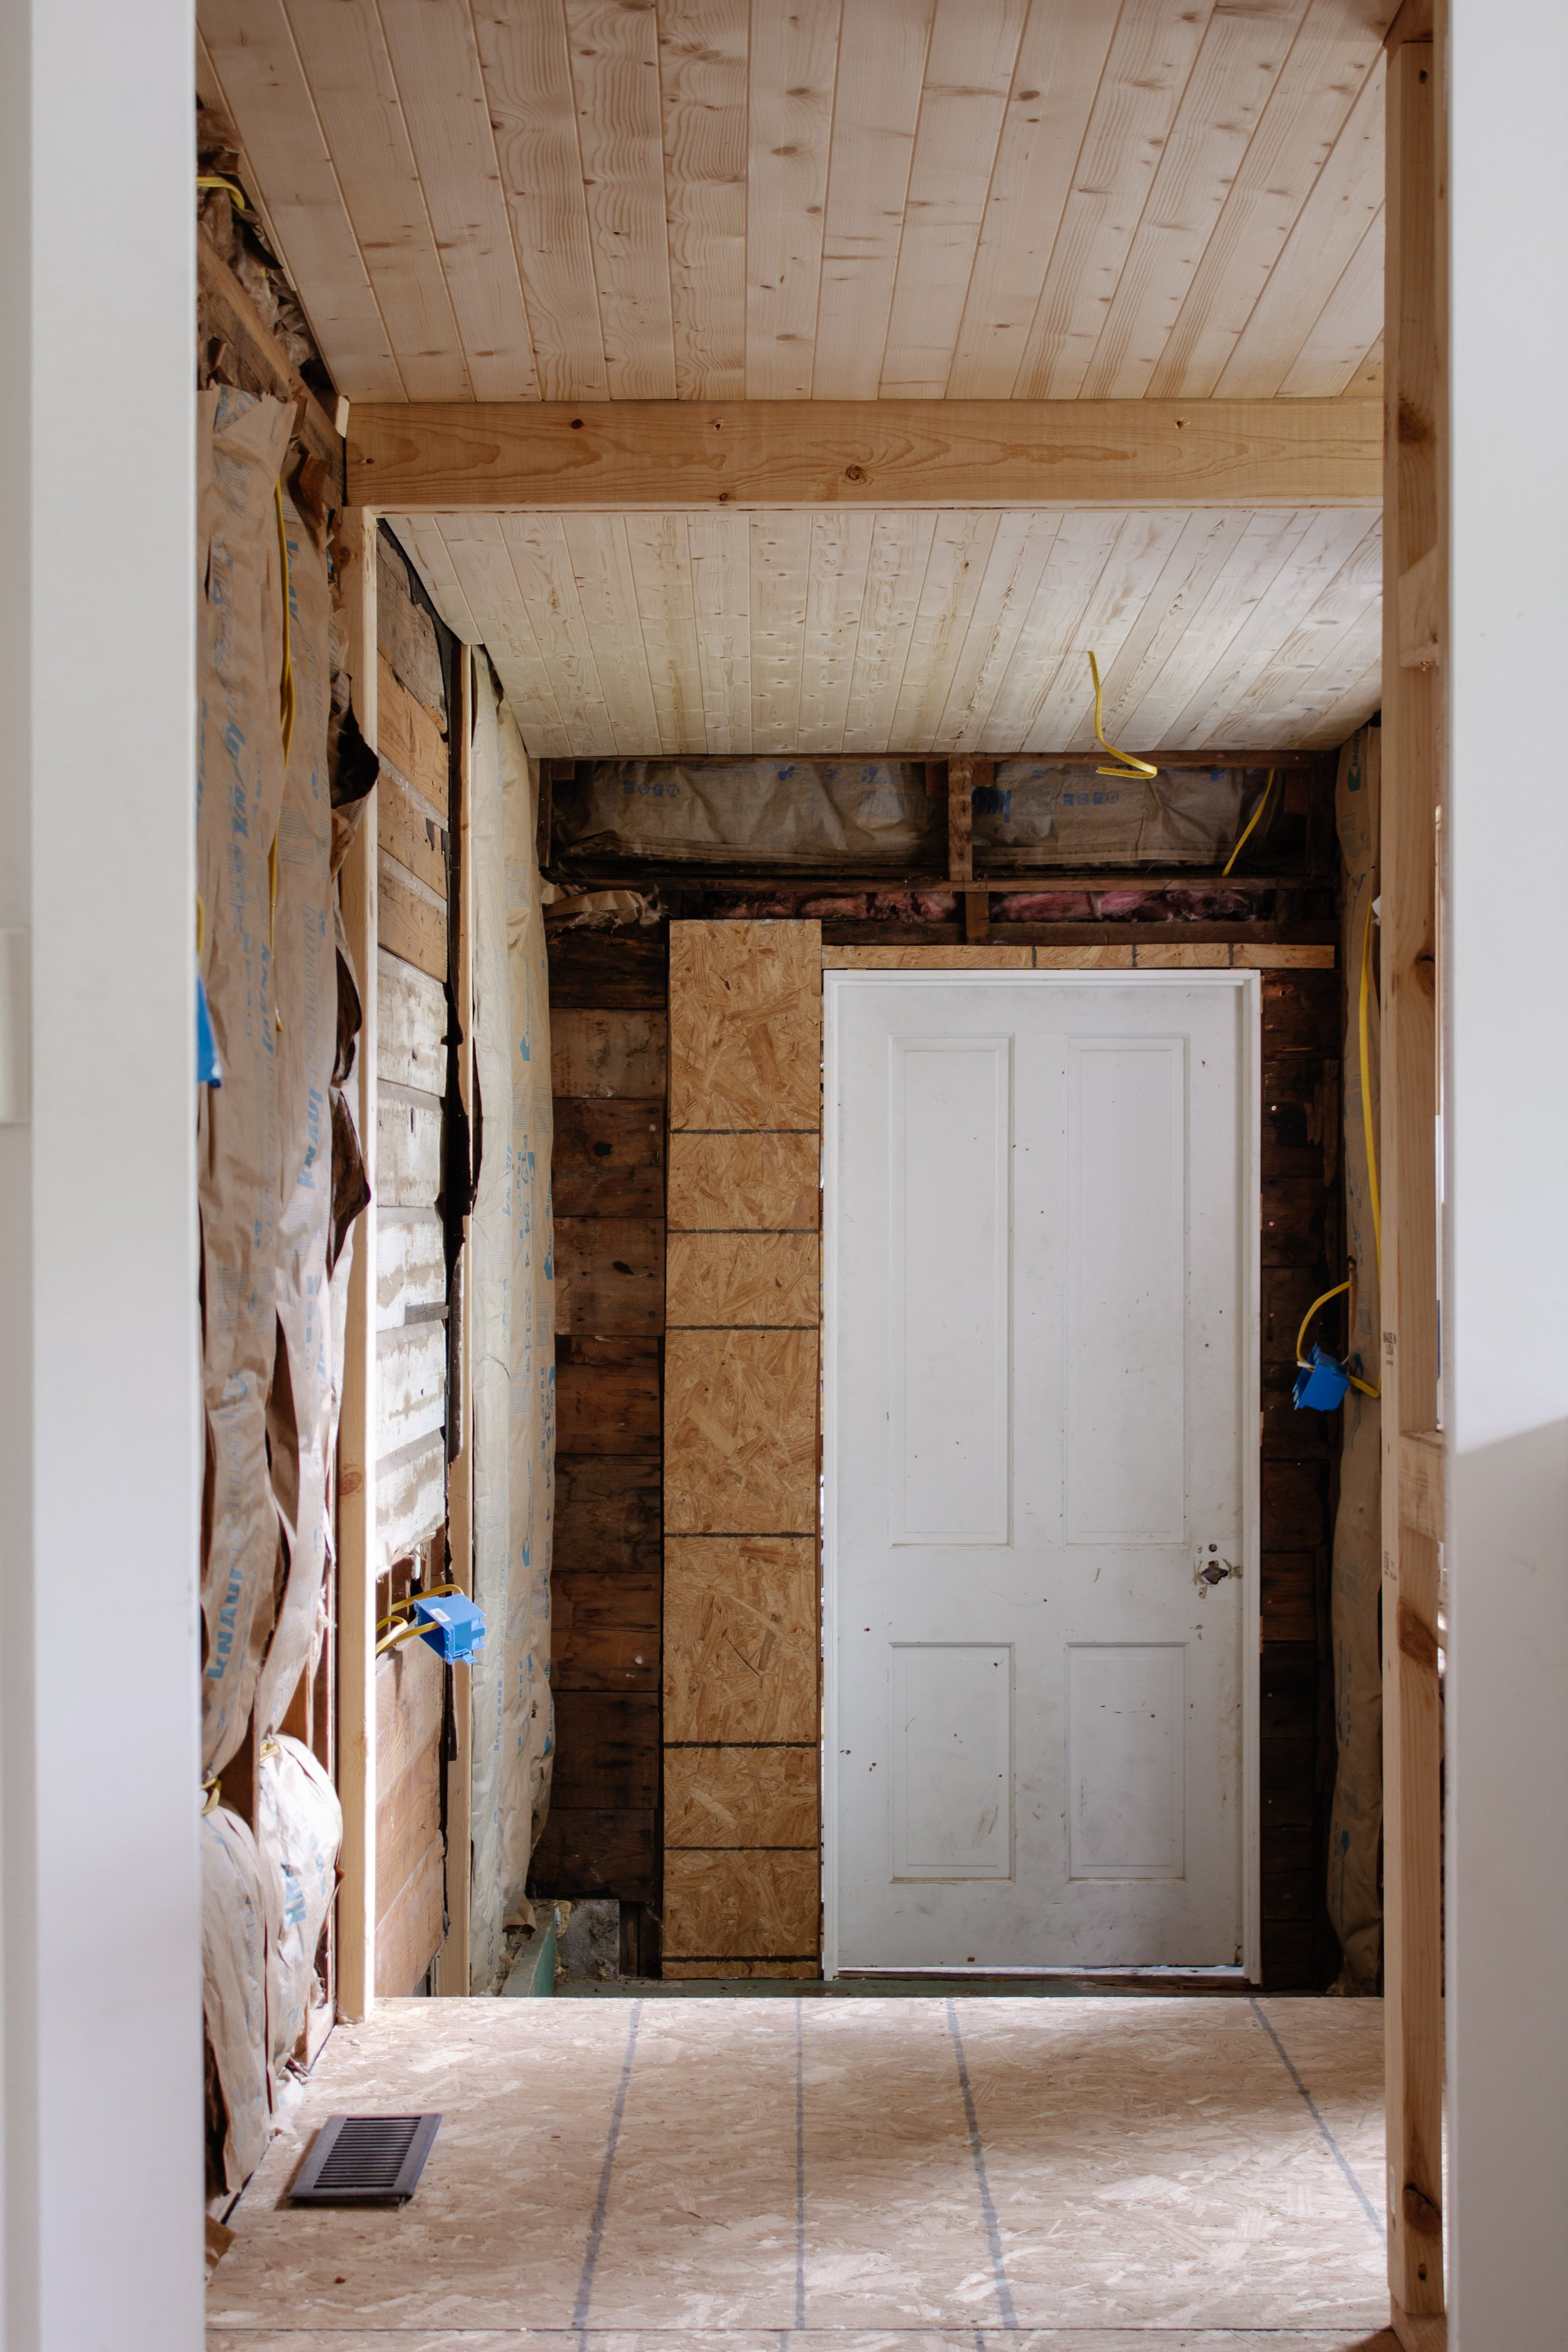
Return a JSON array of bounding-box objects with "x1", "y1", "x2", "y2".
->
[
  {"x1": 1381, "y1": 31, "x2": 1446, "y2": 2337},
  {"x1": 349, "y1": 399, "x2": 1380, "y2": 513}
]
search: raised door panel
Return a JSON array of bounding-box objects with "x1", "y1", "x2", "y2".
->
[
  {"x1": 1066, "y1": 1037, "x2": 1188, "y2": 1546},
  {"x1": 889, "y1": 1034, "x2": 1011, "y2": 1547}
]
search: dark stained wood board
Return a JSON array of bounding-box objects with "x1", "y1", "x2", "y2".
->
[{"x1": 534, "y1": 929, "x2": 668, "y2": 1944}]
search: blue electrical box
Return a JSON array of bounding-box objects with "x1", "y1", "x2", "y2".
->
[
  {"x1": 1293, "y1": 1344, "x2": 1350, "y2": 1414},
  {"x1": 411, "y1": 1592, "x2": 487, "y2": 1663}
]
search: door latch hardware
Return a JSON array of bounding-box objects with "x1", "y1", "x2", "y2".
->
[{"x1": 1193, "y1": 1542, "x2": 1239, "y2": 1591}]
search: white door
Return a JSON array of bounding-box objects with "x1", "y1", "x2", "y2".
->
[{"x1": 824, "y1": 972, "x2": 1259, "y2": 1973}]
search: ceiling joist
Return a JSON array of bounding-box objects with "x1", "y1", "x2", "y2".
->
[{"x1": 349, "y1": 399, "x2": 1380, "y2": 516}]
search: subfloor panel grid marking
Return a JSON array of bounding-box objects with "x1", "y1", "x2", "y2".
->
[
  {"x1": 209, "y1": 1998, "x2": 1389, "y2": 2342},
  {"x1": 556, "y1": 2000, "x2": 1380, "y2": 2339}
]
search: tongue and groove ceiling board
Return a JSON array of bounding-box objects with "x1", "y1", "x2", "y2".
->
[
  {"x1": 196, "y1": 0, "x2": 1391, "y2": 408},
  {"x1": 386, "y1": 504, "x2": 1382, "y2": 760}
]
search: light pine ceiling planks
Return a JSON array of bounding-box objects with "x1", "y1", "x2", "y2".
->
[
  {"x1": 388, "y1": 506, "x2": 1382, "y2": 759},
  {"x1": 198, "y1": 0, "x2": 1395, "y2": 406}
]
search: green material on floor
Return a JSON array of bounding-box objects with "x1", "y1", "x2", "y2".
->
[{"x1": 501, "y1": 1907, "x2": 559, "y2": 1997}]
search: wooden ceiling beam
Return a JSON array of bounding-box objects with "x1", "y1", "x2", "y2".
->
[{"x1": 347, "y1": 398, "x2": 1380, "y2": 513}]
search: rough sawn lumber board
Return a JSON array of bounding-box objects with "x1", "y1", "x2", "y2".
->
[{"x1": 349, "y1": 397, "x2": 1382, "y2": 511}]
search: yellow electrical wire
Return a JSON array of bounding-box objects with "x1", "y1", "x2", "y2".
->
[
  {"x1": 1087, "y1": 652, "x2": 1158, "y2": 781},
  {"x1": 1295, "y1": 898, "x2": 1382, "y2": 1401},
  {"x1": 1359, "y1": 898, "x2": 1381, "y2": 1290},
  {"x1": 377, "y1": 1622, "x2": 434, "y2": 1658},
  {"x1": 269, "y1": 480, "x2": 295, "y2": 1027},
  {"x1": 196, "y1": 174, "x2": 249, "y2": 212},
  {"x1": 274, "y1": 480, "x2": 295, "y2": 775},
  {"x1": 376, "y1": 1582, "x2": 464, "y2": 1637},
  {"x1": 1221, "y1": 769, "x2": 1276, "y2": 878}
]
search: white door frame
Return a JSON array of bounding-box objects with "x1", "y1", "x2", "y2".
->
[{"x1": 820, "y1": 968, "x2": 1263, "y2": 1982}]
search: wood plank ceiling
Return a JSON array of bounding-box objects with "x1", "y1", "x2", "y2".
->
[
  {"x1": 199, "y1": 0, "x2": 1391, "y2": 407},
  {"x1": 199, "y1": 0, "x2": 1393, "y2": 756},
  {"x1": 389, "y1": 504, "x2": 1382, "y2": 758}
]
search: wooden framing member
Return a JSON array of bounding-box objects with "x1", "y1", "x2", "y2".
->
[
  {"x1": 546, "y1": 749, "x2": 1329, "y2": 774},
  {"x1": 946, "y1": 756, "x2": 992, "y2": 944},
  {"x1": 347, "y1": 399, "x2": 1381, "y2": 514},
  {"x1": 437, "y1": 644, "x2": 477, "y2": 1996},
  {"x1": 334, "y1": 509, "x2": 379, "y2": 2021},
  {"x1": 197, "y1": 233, "x2": 341, "y2": 477},
  {"x1": 1380, "y1": 26, "x2": 1447, "y2": 2349}
]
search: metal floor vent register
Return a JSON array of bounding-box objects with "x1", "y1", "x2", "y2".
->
[{"x1": 290, "y1": 2113, "x2": 441, "y2": 2205}]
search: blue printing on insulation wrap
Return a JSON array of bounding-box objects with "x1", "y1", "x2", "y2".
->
[{"x1": 196, "y1": 969, "x2": 222, "y2": 1086}]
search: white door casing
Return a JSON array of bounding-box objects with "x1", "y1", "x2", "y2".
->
[{"x1": 823, "y1": 972, "x2": 1260, "y2": 1975}]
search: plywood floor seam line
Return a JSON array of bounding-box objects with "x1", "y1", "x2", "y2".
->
[
  {"x1": 571, "y1": 2000, "x2": 644, "y2": 2345},
  {"x1": 945, "y1": 1999, "x2": 1019, "y2": 2334},
  {"x1": 1250, "y1": 2000, "x2": 1385, "y2": 2247},
  {"x1": 792, "y1": 2000, "x2": 807, "y2": 2332},
  {"x1": 211, "y1": 1998, "x2": 1388, "y2": 2343}
]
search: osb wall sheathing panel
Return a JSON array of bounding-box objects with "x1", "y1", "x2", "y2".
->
[
  {"x1": 665, "y1": 1232, "x2": 819, "y2": 1328},
  {"x1": 664, "y1": 1330, "x2": 818, "y2": 1534},
  {"x1": 667, "y1": 1131, "x2": 819, "y2": 1231},
  {"x1": 664, "y1": 921, "x2": 822, "y2": 1974},
  {"x1": 664, "y1": 1537, "x2": 817, "y2": 1743},
  {"x1": 662, "y1": 1850, "x2": 820, "y2": 1962},
  {"x1": 669, "y1": 921, "x2": 822, "y2": 1130},
  {"x1": 664, "y1": 1745, "x2": 818, "y2": 1848}
]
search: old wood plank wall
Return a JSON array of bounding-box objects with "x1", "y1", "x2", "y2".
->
[
  {"x1": 663, "y1": 921, "x2": 824, "y2": 1978},
  {"x1": 530, "y1": 929, "x2": 668, "y2": 1967},
  {"x1": 1258, "y1": 962, "x2": 1343, "y2": 1989}
]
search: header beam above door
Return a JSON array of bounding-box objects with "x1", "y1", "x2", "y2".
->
[{"x1": 347, "y1": 399, "x2": 1380, "y2": 514}]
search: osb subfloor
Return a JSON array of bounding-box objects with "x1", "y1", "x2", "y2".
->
[{"x1": 208, "y1": 1995, "x2": 1394, "y2": 2352}]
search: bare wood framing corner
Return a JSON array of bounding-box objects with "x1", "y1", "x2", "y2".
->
[{"x1": 348, "y1": 399, "x2": 1381, "y2": 514}]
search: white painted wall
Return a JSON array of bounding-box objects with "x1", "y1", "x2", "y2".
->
[
  {"x1": 0, "y1": 2, "x2": 203, "y2": 2346},
  {"x1": 1447, "y1": 1, "x2": 1568, "y2": 2339}
]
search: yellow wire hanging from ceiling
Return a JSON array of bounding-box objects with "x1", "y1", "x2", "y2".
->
[{"x1": 1087, "y1": 650, "x2": 1158, "y2": 781}]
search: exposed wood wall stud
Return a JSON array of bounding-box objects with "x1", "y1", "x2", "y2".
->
[
  {"x1": 437, "y1": 645, "x2": 476, "y2": 1996},
  {"x1": 1381, "y1": 21, "x2": 1447, "y2": 2346},
  {"x1": 334, "y1": 506, "x2": 379, "y2": 2022}
]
